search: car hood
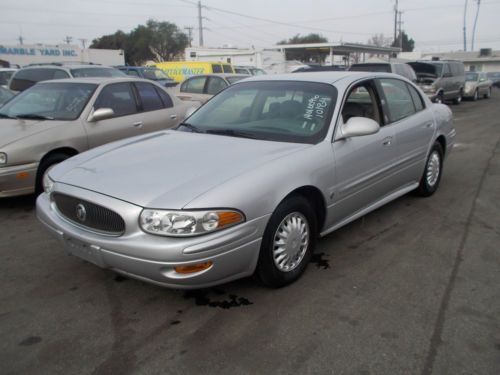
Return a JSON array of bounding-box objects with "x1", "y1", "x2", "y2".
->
[
  {"x1": 55, "y1": 130, "x2": 310, "y2": 208},
  {"x1": 0, "y1": 118, "x2": 64, "y2": 147}
]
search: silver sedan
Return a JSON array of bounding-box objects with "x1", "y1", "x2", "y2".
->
[{"x1": 37, "y1": 72, "x2": 456, "y2": 289}]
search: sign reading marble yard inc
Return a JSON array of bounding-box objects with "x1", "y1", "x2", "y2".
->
[{"x1": 0, "y1": 46, "x2": 78, "y2": 58}]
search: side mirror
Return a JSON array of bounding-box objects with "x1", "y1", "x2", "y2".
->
[
  {"x1": 337, "y1": 117, "x2": 380, "y2": 140},
  {"x1": 88, "y1": 108, "x2": 114, "y2": 122}
]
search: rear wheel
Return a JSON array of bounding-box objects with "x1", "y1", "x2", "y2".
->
[
  {"x1": 416, "y1": 142, "x2": 443, "y2": 197},
  {"x1": 434, "y1": 92, "x2": 444, "y2": 104},
  {"x1": 453, "y1": 90, "x2": 463, "y2": 104},
  {"x1": 256, "y1": 195, "x2": 316, "y2": 288},
  {"x1": 35, "y1": 153, "x2": 70, "y2": 195}
]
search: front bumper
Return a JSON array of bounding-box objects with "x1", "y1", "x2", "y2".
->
[
  {"x1": 0, "y1": 162, "x2": 38, "y2": 198},
  {"x1": 36, "y1": 185, "x2": 269, "y2": 289}
]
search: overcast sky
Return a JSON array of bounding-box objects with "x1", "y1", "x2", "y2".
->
[{"x1": 1, "y1": 0, "x2": 499, "y2": 52}]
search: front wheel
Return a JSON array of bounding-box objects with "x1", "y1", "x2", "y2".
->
[
  {"x1": 453, "y1": 90, "x2": 463, "y2": 104},
  {"x1": 484, "y1": 87, "x2": 491, "y2": 99},
  {"x1": 35, "y1": 153, "x2": 70, "y2": 195},
  {"x1": 256, "y1": 195, "x2": 316, "y2": 288},
  {"x1": 416, "y1": 142, "x2": 443, "y2": 197},
  {"x1": 472, "y1": 90, "x2": 478, "y2": 101},
  {"x1": 434, "y1": 92, "x2": 444, "y2": 104}
]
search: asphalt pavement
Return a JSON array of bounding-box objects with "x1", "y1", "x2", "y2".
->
[{"x1": 1, "y1": 91, "x2": 499, "y2": 375}]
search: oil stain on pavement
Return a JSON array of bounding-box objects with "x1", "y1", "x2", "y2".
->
[{"x1": 183, "y1": 289, "x2": 253, "y2": 309}]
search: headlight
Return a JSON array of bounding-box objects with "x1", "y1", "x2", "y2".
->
[
  {"x1": 0, "y1": 152, "x2": 7, "y2": 165},
  {"x1": 422, "y1": 84, "x2": 436, "y2": 93},
  {"x1": 140, "y1": 209, "x2": 244, "y2": 237},
  {"x1": 42, "y1": 174, "x2": 54, "y2": 195}
]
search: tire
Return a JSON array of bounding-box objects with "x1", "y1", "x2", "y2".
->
[
  {"x1": 434, "y1": 92, "x2": 444, "y2": 104},
  {"x1": 484, "y1": 87, "x2": 491, "y2": 99},
  {"x1": 453, "y1": 90, "x2": 463, "y2": 104},
  {"x1": 256, "y1": 195, "x2": 317, "y2": 288},
  {"x1": 472, "y1": 90, "x2": 478, "y2": 101},
  {"x1": 35, "y1": 153, "x2": 70, "y2": 195},
  {"x1": 416, "y1": 142, "x2": 444, "y2": 197}
]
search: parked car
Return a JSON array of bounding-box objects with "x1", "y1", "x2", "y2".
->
[
  {"x1": 348, "y1": 62, "x2": 416, "y2": 82},
  {"x1": 234, "y1": 66, "x2": 267, "y2": 75},
  {"x1": 0, "y1": 77, "x2": 199, "y2": 197},
  {"x1": 154, "y1": 61, "x2": 235, "y2": 83},
  {"x1": 0, "y1": 68, "x2": 17, "y2": 88},
  {"x1": 36, "y1": 72, "x2": 455, "y2": 289},
  {"x1": 408, "y1": 60, "x2": 465, "y2": 104},
  {"x1": 293, "y1": 64, "x2": 346, "y2": 73},
  {"x1": 0, "y1": 87, "x2": 15, "y2": 106},
  {"x1": 117, "y1": 66, "x2": 177, "y2": 88},
  {"x1": 8, "y1": 64, "x2": 126, "y2": 92},
  {"x1": 177, "y1": 73, "x2": 249, "y2": 103},
  {"x1": 486, "y1": 72, "x2": 500, "y2": 88},
  {"x1": 463, "y1": 72, "x2": 492, "y2": 100}
]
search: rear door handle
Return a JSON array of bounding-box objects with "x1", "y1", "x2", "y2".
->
[
  {"x1": 170, "y1": 114, "x2": 177, "y2": 120},
  {"x1": 133, "y1": 121, "x2": 143, "y2": 128},
  {"x1": 382, "y1": 136, "x2": 393, "y2": 146}
]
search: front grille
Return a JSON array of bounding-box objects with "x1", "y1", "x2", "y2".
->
[{"x1": 53, "y1": 193, "x2": 125, "y2": 235}]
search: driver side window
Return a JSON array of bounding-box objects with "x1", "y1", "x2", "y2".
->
[{"x1": 341, "y1": 82, "x2": 381, "y2": 125}]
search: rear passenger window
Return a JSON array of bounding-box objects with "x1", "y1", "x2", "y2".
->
[
  {"x1": 94, "y1": 82, "x2": 137, "y2": 117},
  {"x1": 407, "y1": 84, "x2": 425, "y2": 111},
  {"x1": 155, "y1": 87, "x2": 173, "y2": 108},
  {"x1": 379, "y1": 79, "x2": 416, "y2": 122},
  {"x1": 180, "y1": 76, "x2": 206, "y2": 93},
  {"x1": 135, "y1": 82, "x2": 164, "y2": 112},
  {"x1": 211, "y1": 64, "x2": 223, "y2": 73}
]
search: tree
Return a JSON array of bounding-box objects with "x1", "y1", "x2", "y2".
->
[
  {"x1": 90, "y1": 20, "x2": 189, "y2": 65},
  {"x1": 277, "y1": 33, "x2": 328, "y2": 62},
  {"x1": 391, "y1": 31, "x2": 415, "y2": 52},
  {"x1": 367, "y1": 33, "x2": 392, "y2": 47}
]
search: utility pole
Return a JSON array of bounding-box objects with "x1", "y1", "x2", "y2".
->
[
  {"x1": 463, "y1": 0, "x2": 468, "y2": 51},
  {"x1": 398, "y1": 11, "x2": 404, "y2": 51},
  {"x1": 184, "y1": 26, "x2": 194, "y2": 47},
  {"x1": 471, "y1": 0, "x2": 481, "y2": 51},
  {"x1": 197, "y1": 1, "x2": 204, "y2": 47},
  {"x1": 394, "y1": 0, "x2": 398, "y2": 45},
  {"x1": 64, "y1": 36, "x2": 73, "y2": 45},
  {"x1": 18, "y1": 35, "x2": 24, "y2": 45},
  {"x1": 79, "y1": 38, "x2": 87, "y2": 49}
]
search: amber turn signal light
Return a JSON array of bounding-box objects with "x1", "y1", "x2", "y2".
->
[{"x1": 174, "y1": 261, "x2": 213, "y2": 274}]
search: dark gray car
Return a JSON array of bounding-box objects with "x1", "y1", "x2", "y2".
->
[{"x1": 409, "y1": 60, "x2": 465, "y2": 104}]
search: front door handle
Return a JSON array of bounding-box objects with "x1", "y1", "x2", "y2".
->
[
  {"x1": 170, "y1": 114, "x2": 177, "y2": 120},
  {"x1": 133, "y1": 121, "x2": 143, "y2": 128},
  {"x1": 382, "y1": 136, "x2": 393, "y2": 146}
]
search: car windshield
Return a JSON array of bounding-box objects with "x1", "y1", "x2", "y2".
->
[
  {"x1": 226, "y1": 76, "x2": 247, "y2": 84},
  {"x1": 0, "y1": 87, "x2": 15, "y2": 105},
  {"x1": 466, "y1": 72, "x2": 479, "y2": 81},
  {"x1": 70, "y1": 67, "x2": 125, "y2": 77},
  {"x1": 183, "y1": 81, "x2": 337, "y2": 144},
  {"x1": 0, "y1": 70, "x2": 15, "y2": 85},
  {"x1": 0, "y1": 82, "x2": 97, "y2": 120},
  {"x1": 142, "y1": 68, "x2": 171, "y2": 80}
]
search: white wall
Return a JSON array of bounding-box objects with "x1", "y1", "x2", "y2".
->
[{"x1": 0, "y1": 44, "x2": 125, "y2": 67}]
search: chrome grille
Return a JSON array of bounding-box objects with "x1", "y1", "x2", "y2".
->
[{"x1": 52, "y1": 193, "x2": 125, "y2": 235}]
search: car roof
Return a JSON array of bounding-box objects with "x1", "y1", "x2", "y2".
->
[
  {"x1": 37, "y1": 77, "x2": 153, "y2": 85},
  {"x1": 239, "y1": 71, "x2": 402, "y2": 85},
  {"x1": 20, "y1": 65, "x2": 116, "y2": 70},
  {"x1": 188, "y1": 73, "x2": 250, "y2": 79}
]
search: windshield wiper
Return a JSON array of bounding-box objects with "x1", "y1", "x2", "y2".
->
[
  {"x1": 206, "y1": 129, "x2": 261, "y2": 140},
  {"x1": 15, "y1": 113, "x2": 55, "y2": 120},
  {"x1": 0, "y1": 113, "x2": 17, "y2": 119},
  {"x1": 176, "y1": 122, "x2": 204, "y2": 133}
]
